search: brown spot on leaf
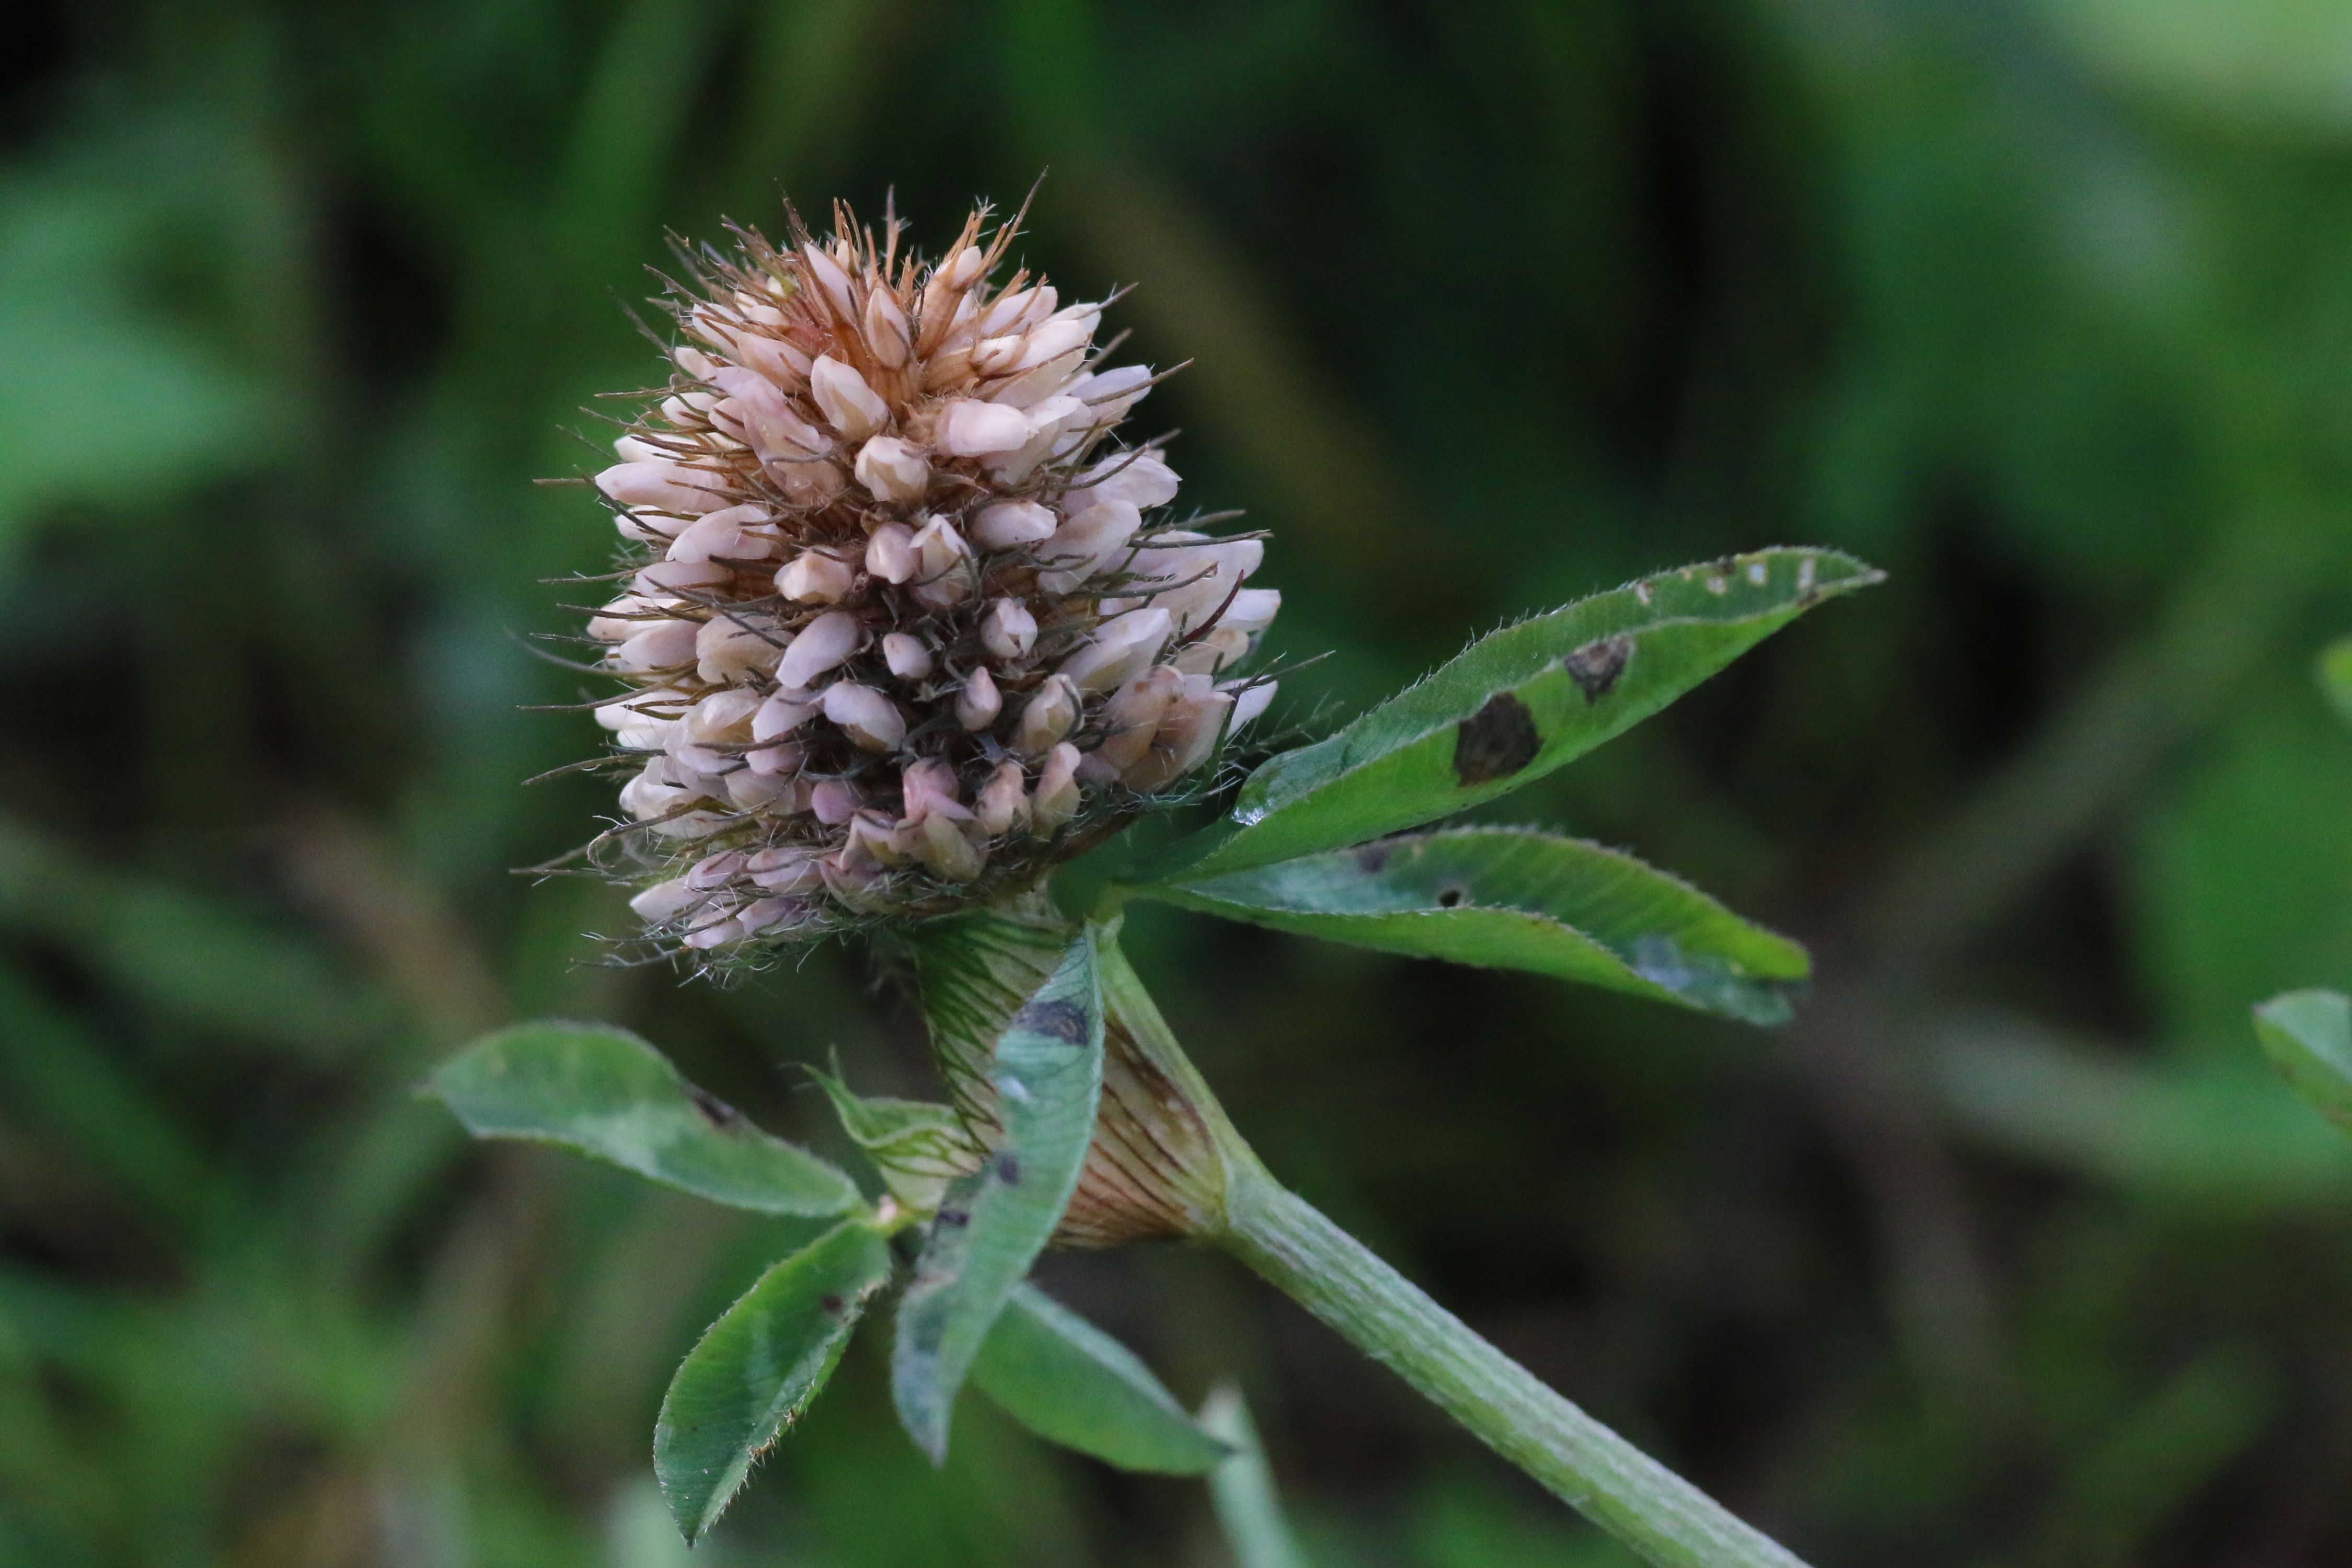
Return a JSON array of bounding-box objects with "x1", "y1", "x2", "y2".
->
[
  {"x1": 1437, "y1": 886, "x2": 1467, "y2": 908},
  {"x1": 1453, "y1": 693, "x2": 1541, "y2": 784},
  {"x1": 820, "y1": 1292, "x2": 846, "y2": 1318},
  {"x1": 1562, "y1": 634, "x2": 1634, "y2": 702},
  {"x1": 937, "y1": 1207, "x2": 970, "y2": 1229},
  {"x1": 1356, "y1": 840, "x2": 1394, "y2": 874},
  {"x1": 1018, "y1": 996, "x2": 1090, "y2": 1048},
  {"x1": 684, "y1": 1083, "x2": 746, "y2": 1128},
  {"x1": 996, "y1": 1152, "x2": 1022, "y2": 1185}
]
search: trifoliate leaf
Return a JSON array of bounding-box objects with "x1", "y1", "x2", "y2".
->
[
  {"x1": 425, "y1": 1021, "x2": 860, "y2": 1216},
  {"x1": 654, "y1": 1219, "x2": 893, "y2": 1541},
  {"x1": 810, "y1": 1064, "x2": 980, "y2": 1214},
  {"x1": 1151, "y1": 827, "x2": 1808, "y2": 1025},
  {"x1": 1139, "y1": 549, "x2": 1880, "y2": 883},
  {"x1": 971, "y1": 1284, "x2": 1229, "y2": 1474},
  {"x1": 2254, "y1": 989, "x2": 2352, "y2": 1131},
  {"x1": 892, "y1": 932, "x2": 1104, "y2": 1463}
]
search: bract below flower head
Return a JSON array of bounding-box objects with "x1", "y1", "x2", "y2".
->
[{"x1": 571, "y1": 197, "x2": 1279, "y2": 959}]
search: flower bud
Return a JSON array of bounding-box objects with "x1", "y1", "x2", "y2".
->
[
  {"x1": 1228, "y1": 679, "x2": 1277, "y2": 730},
  {"x1": 1092, "y1": 667, "x2": 1183, "y2": 775},
  {"x1": 1223, "y1": 586, "x2": 1281, "y2": 635},
  {"x1": 776, "y1": 549, "x2": 855, "y2": 604},
  {"x1": 746, "y1": 845, "x2": 824, "y2": 894},
  {"x1": 633, "y1": 558, "x2": 730, "y2": 595},
  {"x1": 1039, "y1": 500, "x2": 1141, "y2": 593},
  {"x1": 1130, "y1": 679, "x2": 1231, "y2": 791},
  {"x1": 863, "y1": 288, "x2": 913, "y2": 368},
  {"x1": 1016, "y1": 313, "x2": 1097, "y2": 372},
  {"x1": 865, "y1": 521, "x2": 917, "y2": 582},
  {"x1": 936, "y1": 398, "x2": 1032, "y2": 456},
  {"x1": 614, "y1": 619, "x2": 697, "y2": 673},
  {"x1": 668, "y1": 503, "x2": 777, "y2": 564},
  {"x1": 1174, "y1": 624, "x2": 1251, "y2": 676},
  {"x1": 971, "y1": 499, "x2": 1056, "y2": 549},
  {"x1": 683, "y1": 912, "x2": 747, "y2": 950},
  {"x1": 1075, "y1": 451, "x2": 1179, "y2": 512},
  {"x1": 882, "y1": 632, "x2": 934, "y2": 681},
  {"x1": 596, "y1": 458, "x2": 733, "y2": 515},
  {"x1": 956, "y1": 666, "x2": 1002, "y2": 730},
  {"x1": 901, "y1": 758, "x2": 973, "y2": 824},
  {"x1": 696, "y1": 614, "x2": 779, "y2": 684},
  {"x1": 1014, "y1": 674, "x2": 1080, "y2": 756},
  {"x1": 597, "y1": 692, "x2": 677, "y2": 751},
  {"x1": 1058, "y1": 608, "x2": 1172, "y2": 696},
  {"x1": 801, "y1": 244, "x2": 859, "y2": 320},
  {"x1": 1071, "y1": 363, "x2": 1153, "y2": 423},
  {"x1": 845, "y1": 809, "x2": 908, "y2": 867},
  {"x1": 1032, "y1": 743, "x2": 1082, "y2": 836},
  {"x1": 911, "y1": 812, "x2": 985, "y2": 881},
  {"x1": 941, "y1": 244, "x2": 986, "y2": 289},
  {"x1": 976, "y1": 759, "x2": 1030, "y2": 836},
  {"x1": 748, "y1": 690, "x2": 820, "y2": 772},
  {"x1": 981, "y1": 598, "x2": 1038, "y2": 661},
  {"x1": 972, "y1": 335, "x2": 1025, "y2": 375},
  {"x1": 726, "y1": 767, "x2": 800, "y2": 811},
  {"x1": 810, "y1": 354, "x2": 889, "y2": 439},
  {"x1": 728, "y1": 328, "x2": 808, "y2": 392},
  {"x1": 822, "y1": 682, "x2": 906, "y2": 751},
  {"x1": 810, "y1": 779, "x2": 862, "y2": 825},
  {"x1": 629, "y1": 878, "x2": 697, "y2": 924},
  {"x1": 737, "y1": 896, "x2": 806, "y2": 937},
  {"x1": 586, "y1": 593, "x2": 657, "y2": 643},
  {"x1": 685, "y1": 850, "x2": 747, "y2": 892},
  {"x1": 710, "y1": 368, "x2": 826, "y2": 462},
  {"x1": 854, "y1": 435, "x2": 929, "y2": 503},
  {"x1": 774, "y1": 610, "x2": 860, "y2": 689},
  {"x1": 907, "y1": 516, "x2": 975, "y2": 609},
  {"x1": 686, "y1": 688, "x2": 763, "y2": 743}
]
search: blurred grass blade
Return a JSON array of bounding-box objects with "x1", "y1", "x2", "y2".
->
[
  {"x1": 1142, "y1": 550, "x2": 1879, "y2": 882},
  {"x1": 0, "y1": 815, "x2": 379, "y2": 1057},
  {"x1": 1150, "y1": 827, "x2": 1808, "y2": 1025},
  {"x1": 2254, "y1": 989, "x2": 2352, "y2": 1130},
  {"x1": 970, "y1": 1284, "x2": 1229, "y2": 1474},
  {"x1": 0, "y1": 965, "x2": 209, "y2": 1224},
  {"x1": 653, "y1": 1219, "x2": 893, "y2": 1542},
  {"x1": 425, "y1": 1021, "x2": 860, "y2": 1215},
  {"x1": 1201, "y1": 1385, "x2": 1315, "y2": 1568},
  {"x1": 2320, "y1": 637, "x2": 2352, "y2": 724},
  {"x1": 810, "y1": 1064, "x2": 980, "y2": 1214},
  {"x1": 892, "y1": 932, "x2": 1105, "y2": 1463}
]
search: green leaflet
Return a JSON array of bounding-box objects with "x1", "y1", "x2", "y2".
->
[
  {"x1": 2254, "y1": 989, "x2": 2352, "y2": 1131},
  {"x1": 811, "y1": 1065, "x2": 981, "y2": 1214},
  {"x1": 1143, "y1": 549, "x2": 1880, "y2": 882},
  {"x1": 1201, "y1": 1386, "x2": 1315, "y2": 1568},
  {"x1": 425, "y1": 1021, "x2": 860, "y2": 1216},
  {"x1": 971, "y1": 1284, "x2": 1229, "y2": 1474},
  {"x1": 2320, "y1": 637, "x2": 2352, "y2": 725},
  {"x1": 1151, "y1": 827, "x2": 1809, "y2": 1025},
  {"x1": 892, "y1": 933, "x2": 1106, "y2": 1463},
  {"x1": 653, "y1": 1219, "x2": 894, "y2": 1542}
]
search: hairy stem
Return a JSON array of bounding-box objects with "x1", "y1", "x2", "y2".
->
[{"x1": 1215, "y1": 1163, "x2": 1812, "y2": 1568}]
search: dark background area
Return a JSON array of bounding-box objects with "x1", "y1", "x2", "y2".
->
[{"x1": 5, "y1": 2, "x2": 2352, "y2": 1564}]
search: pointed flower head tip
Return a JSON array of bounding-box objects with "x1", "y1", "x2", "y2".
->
[{"x1": 569, "y1": 197, "x2": 1279, "y2": 957}]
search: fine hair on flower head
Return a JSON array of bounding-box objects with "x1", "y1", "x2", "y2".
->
[{"x1": 566, "y1": 194, "x2": 1280, "y2": 959}]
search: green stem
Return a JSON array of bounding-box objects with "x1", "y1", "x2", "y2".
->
[{"x1": 1215, "y1": 1163, "x2": 1812, "y2": 1568}]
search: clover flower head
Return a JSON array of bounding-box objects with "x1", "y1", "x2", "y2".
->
[{"x1": 572, "y1": 198, "x2": 1279, "y2": 956}]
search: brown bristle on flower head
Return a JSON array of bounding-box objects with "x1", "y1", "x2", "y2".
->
[{"x1": 575, "y1": 197, "x2": 1279, "y2": 957}]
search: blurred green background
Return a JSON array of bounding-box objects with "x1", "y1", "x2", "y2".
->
[{"x1": 6, "y1": 1, "x2": 2352, "y2": 1564}]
